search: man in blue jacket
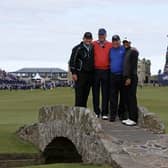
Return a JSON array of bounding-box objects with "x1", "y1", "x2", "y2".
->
[{"x1": 109, "y1": 35, "x2": 126, "y2": 122}]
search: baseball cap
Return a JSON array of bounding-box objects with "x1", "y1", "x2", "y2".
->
[
  {"x1": 123, "y1": 38, "x2": 131, "y2": 43},
  {"x1": 112, "y1": 35, "x2": 120, "y2": 41},
  {"x1": 83, "y1": 32, "x2": 93, "y2": 39},
  {"x1": 98, "y1": 28, "x2": 107, "y2": 35}
]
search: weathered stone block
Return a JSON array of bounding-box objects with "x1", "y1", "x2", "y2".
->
[{"x1": 138, "y1": 106, "x2": 166, "y2": 134}]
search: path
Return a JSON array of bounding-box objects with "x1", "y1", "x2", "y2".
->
[{"x1": 101, "y1": 120, "x2": 168, "y2": 168}]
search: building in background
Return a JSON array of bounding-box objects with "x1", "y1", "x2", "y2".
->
[
  {"x1": 12, "y1": 68, "x2": 68, "y2": 81},
  {"x1": 138, "y1": 58, "x2": 151, "y2": 85}
]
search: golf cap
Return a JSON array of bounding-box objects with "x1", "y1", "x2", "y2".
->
[
  {"x1": 83, "y1": 32, "x2": 93, "y2": 39},
  {"x1": 112, "y1": 35, "x2": 120, "y2": 41},
  {"x1": 123, "y1": 38, "x2": 131, "y2": 43},
  {"x1": 98, "y1": 28, "x2": 107, "y2": 35}
]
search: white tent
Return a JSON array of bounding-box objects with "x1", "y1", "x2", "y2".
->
[{"x1": 32, "y1": 73, "x2": 43, "y2": 80}]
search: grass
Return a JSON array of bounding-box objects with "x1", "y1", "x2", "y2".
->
[
  {"x1": 22, "y1": 163, "x2": 111, "y2": 168},
  {"x1": 0, "y1": 88, "x2": 75, "y2": 153},
  {"x1": 137, "y1": 86, "x2": 168, "y2": 131},
  {"x1": 0, "y1": 87, "x2": 168, "y2": 154}
]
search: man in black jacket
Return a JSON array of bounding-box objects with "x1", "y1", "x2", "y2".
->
[
  {"x1": 122, "y1": 39, "x2": 139, "y2": 126},
  {"x1": 69, "y1": 32, "x2": 94, "y2": 107}
]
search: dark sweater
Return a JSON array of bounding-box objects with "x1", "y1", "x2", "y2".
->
[{"x1": 123, "y1": 47, "x2": 139, "y2": 78}]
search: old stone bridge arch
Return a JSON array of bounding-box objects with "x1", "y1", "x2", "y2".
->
[
  {"x1": 43, "y1": 137, "x2": 82, "y2": 163},
  {"x1": 17, "y1": 105, "x2": 168, "y2": 168},
  {"x1": 18, "y1": 105, "x2": 113, "y2": 165}
]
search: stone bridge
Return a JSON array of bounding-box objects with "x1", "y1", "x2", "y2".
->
[{"x1": 17, "y1": 105, "x2": 168, "y2": 168}]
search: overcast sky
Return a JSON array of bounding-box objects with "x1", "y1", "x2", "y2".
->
[{"x1": 0, "y1": 0, "x2": 168, "y2": 74}]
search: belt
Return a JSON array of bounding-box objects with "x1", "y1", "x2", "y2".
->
[{"x1": 111, "y1": 72, "x2": 122, "y2": 75}]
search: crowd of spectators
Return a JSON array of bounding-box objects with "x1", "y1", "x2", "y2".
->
[
  {"x1": 0, "y1": 69, "x2": 32, "y2": 90},
  {"x1": 0, "y1": 69, "x2": 71, "y2": 90}
]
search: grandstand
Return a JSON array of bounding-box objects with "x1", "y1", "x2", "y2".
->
[
  {"x1": 0, "y1": 69, "x2": 29, "y2": 90},
  {"x1": 0, "y1": 68, "x2": 70, "y2": 90},
  {"x1": 12, "y1": 68, "x2": 68, "y2": 80}
]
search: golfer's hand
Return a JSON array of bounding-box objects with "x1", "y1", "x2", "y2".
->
[
  {"x1": 72, "y1": 74, "x2": 78, "y2": 81},
  {"x1": 125, "y1": 78, "x2": 131, "y2": 86}
]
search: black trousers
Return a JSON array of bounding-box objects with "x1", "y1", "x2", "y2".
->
[
  {"x1": 110, "y1": 74, "x2": 125, "y2": 120},
  {"x1": 75, "y1": 72, "x2": 93, "y2": 107},
  {"x1": 92, "y1": 69, "x2": 109, "y2": 116},
  {"x1": 124, "y1": 75, "x2": 138, "y2": 122}
]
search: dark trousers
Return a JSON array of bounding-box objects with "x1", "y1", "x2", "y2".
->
[
  {"x1": 92, "y1": 69, "x2": 109, "y2": 116},
  {"x1": 75, "y1": 72, "x2": 93, "y2": 107},
  {"x1": 124, "y1": 75, "x2": 138, "y2": 122},
  {"x1": 110, "y1": 74, "x2": 125, "y2": 120}
]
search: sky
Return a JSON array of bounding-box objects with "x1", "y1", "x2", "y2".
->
[{"x1": 0, "y1": 0, "x2": 168, "y2": 74}]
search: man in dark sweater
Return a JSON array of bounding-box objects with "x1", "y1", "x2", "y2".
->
[
  {"x1": 69, "y1": 32, "x2": 94, "y2": 107},
  {"x1": 122, "y1": 39, "x2": 139, "y2": 126}
]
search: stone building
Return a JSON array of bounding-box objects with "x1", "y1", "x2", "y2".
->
[{"x1": 138, "y1": 58, "x2": 151, "y2": 84}]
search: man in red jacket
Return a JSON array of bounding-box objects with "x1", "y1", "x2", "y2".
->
[{"x1": 93, "y1": 28, "x2": 112, "y2": 119}]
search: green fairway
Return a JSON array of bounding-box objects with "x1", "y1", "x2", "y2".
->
[
  {"x1": 137, "y1": 86, "x2": 168, "y2": 132},
  {"x1": 0, "y1": 87, "x2": 168, "y2": 154},
  {"x1": 0, "y1": 88, "x2": 76, "y2": 153},
  {"x1": 22, "y1": 163, "x2": 110, "y2": 168}
]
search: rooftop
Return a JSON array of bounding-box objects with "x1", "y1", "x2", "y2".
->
[{"x1": 13, "y1": 68, "x2": 66, "y2": 73}]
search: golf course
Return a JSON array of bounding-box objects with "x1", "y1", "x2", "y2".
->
[{"x1": 0, "y1": 86, "x2": 168, "y2": 168}]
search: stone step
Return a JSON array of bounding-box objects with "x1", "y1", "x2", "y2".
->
[{"x1": 0, "y1": 154, "x2": 44, "y2": 168}]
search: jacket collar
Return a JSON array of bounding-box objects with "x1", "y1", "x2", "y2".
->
[
  {"x1": 96, "y1": 40, "x2": 108, "y2": 47},
  {"x1": 80, "y1": 42, "x2": 92, "y2": 51},
  {"x1": 97, "y1": 40, "x2": 107, "y2": 44}
]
